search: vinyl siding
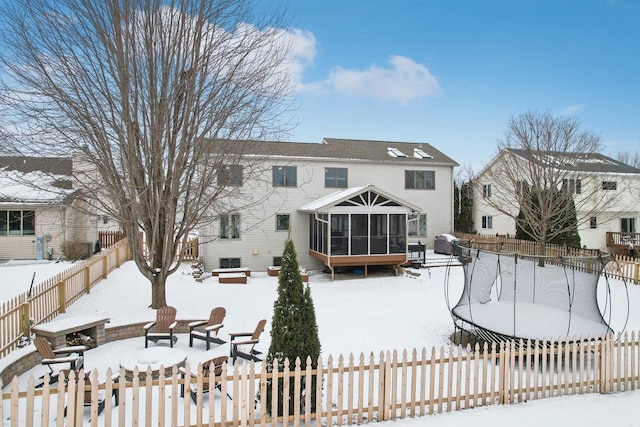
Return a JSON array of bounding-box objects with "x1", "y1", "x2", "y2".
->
[
  {"x1": 473, "y1": 155, "x2": 640, "y2": 248},
  {"x1": 0, "y1": 205, "x2": 68, "y2": 260},
  {"x1": 200, "y1": 158, "x2": 455, "y2": 272}
]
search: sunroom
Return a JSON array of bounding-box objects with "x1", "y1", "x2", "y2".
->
[{"x1": 299, "y1": 185, "x2": 422, "y2": 278}]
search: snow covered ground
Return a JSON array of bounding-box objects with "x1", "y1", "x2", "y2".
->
[
  {"x1": 0, "y1": 259, "x2": 74, "y2": 303},
  {"x1": 2, "y1": 253, "x2": 640, "y2": 426}
]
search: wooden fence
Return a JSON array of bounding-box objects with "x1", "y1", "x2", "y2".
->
[
  {"x1": 455, "y1": 232, "x2": 640, "y2": 284},
  {"x1": 2, "y1": 332, "x2": 639, "y2": 427},
  {"x1": 98, "y1": 231, "x2": 126, "y2": 248},
  {"x1": 181, "y1": 237, "x2": 199, "y2": 261},
  {"x1": 99, "y1": 231, "x2": 198, "y2": 260},
  {"x1": 0, "y1": 239, "x2": 130, "y2": 358},
  {"x1": 453, "y1": 232, "x2": 601, "y2": 257}
]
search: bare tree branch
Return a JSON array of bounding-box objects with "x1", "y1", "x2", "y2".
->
[
  {"x1": 0, "y1": 0, "x2": 296, "y2": 307},
  {"x1": 477, "y1": 110, "x2": 622, "y2": 254}
]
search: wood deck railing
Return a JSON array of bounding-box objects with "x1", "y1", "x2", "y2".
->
[{"x1": 2, "y1": 333, "x2": 639, "y2": 426}]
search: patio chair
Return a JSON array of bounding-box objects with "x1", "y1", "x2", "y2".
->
[
  {"x1": 229, "y1": 319, "x2": 267, "y2": 363},
  {"x1": 33, "y1": 337, "x2": 86, "y2": 378},
  {"x1": 180, "y1": 355, "x2": 231, "y2": 403},
  {"x1": 143, "y1": 305, "x2": 178, "y2": 348},
  {"x1": 189, "y1": 307, "x2": 226, "y2": 350},
  {"x1": 63, "y1": 371, "x2": 120, "y2": 417}
]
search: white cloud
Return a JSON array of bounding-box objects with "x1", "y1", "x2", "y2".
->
[
  {"x1": 281, "y1": 28, "x2": 317, "y2": 86},
  {"x1": 301, "y1": 55, "x2": 440, "y2": 103},
  {"x1": 560, "y1": 104, "x2": 586, "y2": 115}
]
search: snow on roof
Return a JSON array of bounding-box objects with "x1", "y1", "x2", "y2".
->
[
  {"x1": 297, "y1": 185, "x2": 422, "y2": 213},
  {"x1": 0, "y1": 168, "x2": 76, "y2": 204},
  {"x1": 298, "y1": 186, "x2": 368, "y2": 212}
]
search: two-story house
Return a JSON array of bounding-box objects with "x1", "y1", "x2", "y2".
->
[
  {"x1": 199, "y1": 138, "x2": 458, "y2": 275},
  {"x1": 0, "y1": 155, "x2": 122, "y2": 260},
  {"x1": 0, "y1": 157, "x2": 81, "y2": 260},
  {"x1": 473, "y1": 149, "x2": 640, "y2": 251}
]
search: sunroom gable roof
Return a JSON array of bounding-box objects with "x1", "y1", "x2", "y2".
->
[{"x1": 298, "y1": 185, "x2": 421, "y2": 213}]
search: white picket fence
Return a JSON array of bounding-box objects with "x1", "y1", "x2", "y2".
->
[{"x1": 2, "y1": 332, "x2": 639, "y2": 426}]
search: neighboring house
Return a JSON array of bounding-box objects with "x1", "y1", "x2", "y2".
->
[
  {"x1": 473, "y1": 149, "x2": 640, "y2": 251},
  {"x1": 0, "y1": 156, "x2": 110, "y2": 260},
  {"x1": 199, "y1": 138, "x2": 458, "y2": 274}
]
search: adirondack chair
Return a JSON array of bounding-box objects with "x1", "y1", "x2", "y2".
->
[
  {"x1": 180, "y1": 355, "x2": 231, "y2": 403},
  {"x1": 62, "y1": 371, "x2": 120, "y2": 417},
  {"x1": 229, "y1": 319, "x2": 266, "y2": 363},
  {"x1": 143, "y1": 306, "x2": 178, "y2": 348},
  {"x1": 189, "y1": 307, "x2": 226, "y2": 350},
  {"x1": 33, "y1": 336, "x2": 86, "y2": 376}
]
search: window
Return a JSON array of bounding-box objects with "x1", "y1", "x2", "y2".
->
[
  {"x1": 272, "y1": 256, "x2": 282, "y2": 267},
  {"x1": 102, "y1": 216, "x2": 108, "y2": 225},
  {"x1": 516, "y1": 180, "x2": 529, "y2": 196},
  {"x1": 370, "y1": 214, "x2": 388, "y2": 254},
  {"x1": 272, "y1": 166, "x2": 297, "y2": 187},
  {"x1": 0, "y1": 210, "x2": 35, "y2": 236},
  {"x1": 621, "y1": 217, "x2": 636, "y2": 233},
  {"x1": 590, "y1": 216, "x2": 597, "y2": 229},
  {"x1": 602, "y1": 181, "x2": 617, "y2": 190},
  {"x1": 325, "y1": 167, "x2": 348, "y2": 188},
  {"x1": 219, "y1": 258, "x2": 240, "y2": 268},
  {"x1": 387, "y1": 147, "x2": 408, "y2": 157},
  {"x1": 276, "y1": 214, "x2": 290, "y2": 231},
  {"x1": 482, "y1": 215, "x2": 493, "y2": 229},
  {"x1": 562, "y1": 178, "x2": 582, "y2": 194},
  {"x1": 220, "y1": 213, "x2": 240, "y2": 239},
  {"x1": 218, "y1": 165, "x2": 243, "y2": 186},
  {"x1": 482, "y1": 184, "x2": 492, "y2": 198},
  {"x1": 408, "y1": 213, "x2": 427, "y2": 237},
  {"x1": 405, "y1": 170, "x2": 435, "y2": 190},
  {"x1": 413, "y1": 148, "x2": 433, "y2": 159},
  {"x1": 351, "y1": 214, "x2": 368, "y2": 255}
]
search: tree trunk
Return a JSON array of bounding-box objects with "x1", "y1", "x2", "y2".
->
[
  {"x1": 150, "y1": 274, "x2": 167, "y2": 309},
  {"x1": 537, "y1": 239, "x2": 546, "y2": 267}
]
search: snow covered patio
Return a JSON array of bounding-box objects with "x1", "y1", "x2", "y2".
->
[{"x1": 4, "y1": 257, "x2": 461, "y2": 384}]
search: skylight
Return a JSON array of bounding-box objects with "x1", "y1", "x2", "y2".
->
[
  {"x1": 413, "y1": 148, "x2": 433, "y2": 159},
  {"x1": 387, "y1": 147, "x2": 407, "y2": 157}
]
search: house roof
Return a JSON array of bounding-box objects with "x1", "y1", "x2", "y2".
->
[
  {"x1": 0, "y1": 156, "x2": 72, "y2": 175},
  {"x1": 298, "y1": 184, "x2": 422, "y2": 213},
  {"x1": 229, "y1": 138, "x2": 459, "y2": 166},
  {"x1": 0, "y1": 156, "x2": 77, "y2": 205},
  {"x1": 505, "y1": 149, "x2": 640, "y2": 174}
]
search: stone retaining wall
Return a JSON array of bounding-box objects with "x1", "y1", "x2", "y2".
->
[{"x1": 1, "y1": 319, "x2": 200, "y2": 385}]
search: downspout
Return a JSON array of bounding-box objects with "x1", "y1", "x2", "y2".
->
[{"x1": 61, "y1": 205, "x2": 67, "y2": 243}]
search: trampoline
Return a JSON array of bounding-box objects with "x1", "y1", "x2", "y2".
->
[{"x1": 445, "y1": 244, "x2": 627, "y2": 344}]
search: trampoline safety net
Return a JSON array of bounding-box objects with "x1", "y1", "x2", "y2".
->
[{"x1": 450, "y1": 246, "x2": 613, "y2": 343}]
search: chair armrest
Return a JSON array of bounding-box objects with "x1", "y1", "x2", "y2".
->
[
  {"x1": 168, "y1": 321, "x2": 178, "y2": 330},
  {"x1": 205, "y1": 323, "x2": 223, "y2": 332},
  {"x1": 41, "y1": 355, "x2": 80, "y2": 364},
  {"x1": 53, "y1": 345, "x2": 88, "y2": 355},
  {"x1": 143, "y1": 321, "x2": 156, "y2": 331},
  {"x1": 188, "y1": 320, "x2": 207, "y2": 328},
  {"x1": 229, "y1": 331, "x2": 253, "y2": 339},
  {"x1": 231, "y1": 338, "x2": 259, "y2": 347}
]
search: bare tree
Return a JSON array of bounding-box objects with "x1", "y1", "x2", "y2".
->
[
  {"x1": 0, "y1": 0, "x2": 296, "y2": 307},
  {"x1": 478, "y1": 110, "x2": 618, "y2": 254},
  {"x1": 616, "y1": 142, "x2": 640, "y2": 169}
]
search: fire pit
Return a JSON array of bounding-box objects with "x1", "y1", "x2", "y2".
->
[{"x1": 120, "y1": 347, "x2": 187, "y2": 381}]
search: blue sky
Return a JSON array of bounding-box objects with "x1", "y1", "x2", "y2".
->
[{"x1": 275, "y1": 0, "x2": 640, "y2": 170}]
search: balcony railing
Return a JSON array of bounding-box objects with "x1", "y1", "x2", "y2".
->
[{"x1": 606, "y1": 232, "x2": 640, "y2": 247}]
